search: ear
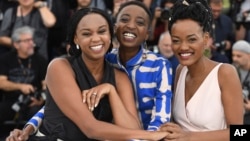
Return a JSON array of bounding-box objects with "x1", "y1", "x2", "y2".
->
[
  {"x1": 13, "y1": 42, "x2": 19, "y2": 50},
  {"x1": 145, "y1": 29, "x2": 150, "y2": 41},
  {"x1": 74, "y1": 35, "x2": 78, "y2": 45},
  {"x1": 203, "y1": 32, "x2": 209, "y2": 47}
]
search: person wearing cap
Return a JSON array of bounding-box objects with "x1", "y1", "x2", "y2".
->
[{"x1": 232, "y1": 40, "x2": 250, "y2": 125}]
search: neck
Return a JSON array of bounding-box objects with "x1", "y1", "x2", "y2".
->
[
  {"x1": 19, "y1": 5, "x2": 33, "y2": 15},
  {"x1": 243, "y1": 62, "x2": 250, "y2": 70},
  {"x1": 119, "y1": 46, "x2": 140, "y2": 65},
  {"x1": 18, "y1": 52, "x2": 29, "y2": 59},
  {"x1": 187, "y1": 56, "x2": 208, "y2": 78},
  {"x1": 81, "y1": 55, "x2": 105, "y2": 75}
]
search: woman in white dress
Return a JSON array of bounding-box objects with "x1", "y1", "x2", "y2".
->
[{"x1": 160, "y1": 0, "x2": 244, "y2": 141}]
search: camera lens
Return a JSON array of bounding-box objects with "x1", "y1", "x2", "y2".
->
[{"x1": 160, "y1": 8, "x2": 170, "y2": 21}]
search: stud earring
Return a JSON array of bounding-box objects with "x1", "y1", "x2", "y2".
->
[{"x1": 76, "y1": 44, "x2": 80, "y2": 49}]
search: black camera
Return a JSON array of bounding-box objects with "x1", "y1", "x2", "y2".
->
[
  {"x1": 160, "y1": 7, "x2": 171, "y2": 21},
  {"x1": 214, "y1": 41, "x2": 226, "y2": 49},
  {"x1": 11, "y1": 90, "x2": 45, "y2": 112}
]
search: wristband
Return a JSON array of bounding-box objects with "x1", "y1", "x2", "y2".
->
[{"x1": 38, "y1": 2, "x2": 47, "y2": 9}]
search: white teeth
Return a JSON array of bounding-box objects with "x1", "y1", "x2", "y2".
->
[
  {"x1": 180, "y1": 53, "x2": 192, "y2": 57},
  {"x1": 124, "y1": 33, "x2": 136, "y2": 38},
  {"x1": 91, "y1": 45, "x2": 102, "y2": 50}
]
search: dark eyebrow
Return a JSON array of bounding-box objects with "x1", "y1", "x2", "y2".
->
[
  {"x1": 120, "y1": 14, "x2": 146, "y2": 21},
  {"x1": 79, "y1": 25, "x2": 108, "y2": 32},
  {"x1": 172, "y1": 34, "x2": 196, "y2": 38},
  {"x1": 187, "y1": 34, "x2": 196, "y2": 38}
]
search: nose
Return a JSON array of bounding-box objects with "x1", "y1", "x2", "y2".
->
[
  {"x1": 91, "y1": 33, "x2": 101, "y2": 42},
  {"x1": 126, "y1": 21, "x2": 136, "y2": 29},
  {"x1": 179, "y1": 41, "x2": 189, "y2": 50}
]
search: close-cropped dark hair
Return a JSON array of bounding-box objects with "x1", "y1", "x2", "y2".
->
[
  {"x1": 168, "y1": 0, "x2": 213, "y2": 34},
  {"x1": 116, "y1": 0, "x2": 153, "y2": 27},
  {"x1": 67, "y1": 7, "x2": 114, "y2": 56}
]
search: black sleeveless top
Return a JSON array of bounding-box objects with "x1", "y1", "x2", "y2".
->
[{"x1": 39, "y1": 56, "x2": 115, "y2": 141}]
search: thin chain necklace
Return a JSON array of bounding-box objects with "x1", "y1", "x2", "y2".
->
[{"x1": 17, "y1": 56, "x2": 32, "y2": 76}]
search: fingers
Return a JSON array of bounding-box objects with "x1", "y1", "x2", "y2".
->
[
  {"x1": 82, "y1": 90, "x2": 98, "y2": 111},
  {"x1": 6, "y1": 129, "x2": 26, "y2": 141}
]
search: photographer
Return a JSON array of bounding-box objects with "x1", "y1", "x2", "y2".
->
[
  {"x1": 148, "y1": 0, "x2": 174, "y2": 47},
  {"x1": 0, "y1": 26, "x2": 47, "y2": 126},
  {"x1": 209, "y1": 0, "x2": 235, "y2": 63},
  {"x1": 230, "y1": 0, "x2": 250, "y2": 42},
  {"x1": 0, "y1": 0, "x2": 56, "y2": 60},
  {"x1": 232, "y1": 40, "x2": 250, "y2": 125}
]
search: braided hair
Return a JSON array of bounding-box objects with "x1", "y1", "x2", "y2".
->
[
  {"x1": 168, "y1": 0, "x2": 213, "y2": 34},
  {"x1": 67, "y1": 7, "x2": 114, "y2": 56}
]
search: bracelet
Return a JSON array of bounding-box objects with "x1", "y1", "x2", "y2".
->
[{"x1": 38, "y1": 2, "x2": 47, "y2": 9}]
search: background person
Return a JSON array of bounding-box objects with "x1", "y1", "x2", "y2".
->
[
  {"x1": 0, "y1": 0, "x2": 56, "y2": 60},
  {"x1": 232, "y1": 40, "x2": 250, "y2": 125},
  {"x1": 0, "y1": 26, "x2": 47, "y2": 130}
]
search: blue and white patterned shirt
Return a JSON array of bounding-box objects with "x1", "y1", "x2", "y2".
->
[
  {"x1": 106, "y1": 46, "x2": 173, "y2": 131},
  {"x1": 26, "y1": 46, "x2": 173, "y2": 133}
]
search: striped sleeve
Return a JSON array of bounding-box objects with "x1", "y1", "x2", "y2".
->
[{"x1": 24, "y1": 106, "x2": 45, "y2": 134}]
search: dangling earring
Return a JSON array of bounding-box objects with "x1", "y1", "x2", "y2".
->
[
  {"x1": 142, "y1": 41, "x2": 148, "y2": 60},
  {"x1": 76, "y1": 44, "x2": 80, "y2": 49}
]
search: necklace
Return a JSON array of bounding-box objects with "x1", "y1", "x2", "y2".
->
[{"x1": 17, "y1": 56, "x2": 32, "y2": 76}]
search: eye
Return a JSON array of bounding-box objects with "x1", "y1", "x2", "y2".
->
[
  {"x1": 98, "y1": 29, "x2": 107, "y2": 34},
  {"x1": 120, "y1": 17, "x2": 129, "y2": 23},
  {"x1": 82, "y1": 32, "x2": 91, "y2": 36},
  {"x1": 137, "y1": 21, "x2": 145, "y2": 26},
  {"x1": 172, "y1": 39, "x2": 180, "y2": 44},
  {"x1": 188, "y1": 38, "x2": 197, "y2": 43}
]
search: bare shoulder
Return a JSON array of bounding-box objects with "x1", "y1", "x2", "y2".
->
[
  {"x1": 218, "y1": 63, "x2": 238, "y2": 78},
  {"x1": 46, "y1": 57, "x2": 74, "y2": 78},
  {"x1": 114, "y1": 68, "x2": 128, "y2": 80},
  {"x1": 218, "y1": 63, "x2": 240, "y2": 87},
  {"x1": 47, "y1": 57, "x2": 71, "y2": 71}
]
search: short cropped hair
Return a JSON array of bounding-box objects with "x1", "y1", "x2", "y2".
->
[{"x1": 11, "y1": 26, "x2": 34, "y2": 42}]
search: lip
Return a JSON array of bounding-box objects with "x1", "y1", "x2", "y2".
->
[
  {"x1": 122, "y1": 31, "x2": 137, "y2": 42},
  {"x1": 90, "y1": 44, "x2": 104, "y2": 52},
  {"x1": 178, "y1": 52, "x2": 193, "y2": 60}
]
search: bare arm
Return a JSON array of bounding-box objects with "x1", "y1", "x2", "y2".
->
[
  {"x1": 0, "y1": 75, "x2": 35, "y2": 94},
  {"x1": 34, "y1": 1, "x2": 56, "y2": 28},
  {"x1": 0, "y1": 36, "x2": 12, "y2": 47},
  {"x1": 46, "y1": 58, "x2": 167, "y2": 141},
  {"x1": 112, "y1": 69, "x2": 141, "y2": 129}
]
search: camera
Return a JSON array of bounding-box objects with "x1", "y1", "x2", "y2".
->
[
  {"x1": 235, "y1": 10, "x2": 250, "y2": 30},
  {"x1": 214, "y1": 41, "x2": 226, "y2": 49},
  {"x1": 11, "y1": 90, "x2": 45, "y2": 112},
  {"x1": 160, "y1": 7, "x2": 171, "y2": 21}
]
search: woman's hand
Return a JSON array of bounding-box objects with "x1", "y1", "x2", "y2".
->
[
  {"x1": 160, "y1": 122, "x2": 190, "y2": 141},
  {"x1": 82, "y1": 83, "x2": 115, "y2": 111},
  {"x1": 5, "y1": 129, "x2": 29, "y2": 141}
]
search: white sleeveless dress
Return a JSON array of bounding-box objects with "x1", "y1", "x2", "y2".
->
[{"x1": 173, "y1": 63, "x2": 227, "y2": 131}]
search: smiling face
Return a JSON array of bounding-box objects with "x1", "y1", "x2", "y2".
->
[
  {"x1": 74, "y1": 13, "x2": 111, "y2": 61},
  {"x1": 115, "y1": 5, "x2": 150, "y2": 49},
  {"x1": 170, "y1": 19, "x2": 208, "y2": 66}
]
